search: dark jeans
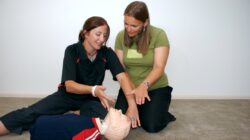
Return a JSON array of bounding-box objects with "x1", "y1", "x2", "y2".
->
[
  {"x1": 115, "y1": 86, "x2": 176, "y2": 133},
  {"x1": 0, "y1": 91, "x2": 107, "y2": 134}
]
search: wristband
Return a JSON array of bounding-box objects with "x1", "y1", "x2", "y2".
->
[{"x1": 91, "y1": 85, "x2": 97, "y2": 97}]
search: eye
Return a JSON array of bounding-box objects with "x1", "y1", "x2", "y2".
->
[
  {"x1": 103, "y1": 34, "x2": 108, "y2": 38},
  {"x1": 95, "y1": 33, "x2": 101, "y2": 36},
  {"x1": 132, "y1": 25, "x2": 137, "y2": 28}
]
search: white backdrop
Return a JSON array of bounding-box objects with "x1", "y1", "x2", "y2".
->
[{"x1": 0, "y1": 0, "x2": 249, "y2": 99}]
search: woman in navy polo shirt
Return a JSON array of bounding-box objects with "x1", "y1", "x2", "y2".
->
[{"x1": 0, "y1": 16, "x2": 138, "y2": 136}]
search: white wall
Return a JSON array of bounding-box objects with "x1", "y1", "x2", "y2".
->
[{"x1": 0, "y1": 0, "x2": 249, "y2": 99}]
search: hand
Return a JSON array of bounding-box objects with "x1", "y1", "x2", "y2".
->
[
  {"x1": 126, "y1": 105, "x2": 141, "y2": 128},
  {"x1": 134, "y1": 85, "x2": 151, "y2": 105},
  {"x1": 94, "y1": 86, "x2": 115, "y2": 109}
]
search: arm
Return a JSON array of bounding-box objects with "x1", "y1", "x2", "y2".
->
[
  {"x1": 65, "y1": 81, "x2": 114, "y2": 109},
  {"x1": 115, "y1": 49, "x2": 141, "y2": 128},
  {"x1": 65, "y1": 80, "x2": 92, "y2": 94},
  {"x1": 134, "y1": 46, "x2": 169, "y2": 105}
]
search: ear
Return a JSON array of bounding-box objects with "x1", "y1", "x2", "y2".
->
[
  {"x1": 143, "y1": 19, "x2": 149, "y2": 28},
  {"x1": 83, "y1": 30, "x2": 87, "y2": 35},
  {"x1": 83, "y1": 30, "x2": 89, "y2": 38}
]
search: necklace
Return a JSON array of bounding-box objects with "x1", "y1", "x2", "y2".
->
[{"x1": 88, "y1": 53, "x2": 96, "y2": 62}]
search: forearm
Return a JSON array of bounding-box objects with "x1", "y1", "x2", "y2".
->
[
  {"x1": 65, "y1": 80, "x2": 92, "y2": 94},
  {"x1": 141, "y1": 47, "x2": 169, "y2": 88},
  {"x1": 141, "y1": 66, "x2": 164, "y2": 88},
  {"x1": 117, "y1": 73, "x2": 137, "y2": 107},
  {"x1": 117, "y1": 73, "x2": 133, "y2": 95}
]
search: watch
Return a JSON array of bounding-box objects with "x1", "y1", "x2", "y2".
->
[{"x1": 143, "y1": 81, "x2": 150, "y2": 89}]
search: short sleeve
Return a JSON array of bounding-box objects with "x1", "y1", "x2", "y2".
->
[
  {"x1": 115, "y1": 31, "x2": 124, "y2": 50},
  {"x1": 155, "y1": 29, "x2": 170, "y2": 48},
  {"x1": 61, "y1": 46, "x2": 77, "y2": 84},
  {"x1": 105, "y1": 47, "x2": 124, "y2": 80}
]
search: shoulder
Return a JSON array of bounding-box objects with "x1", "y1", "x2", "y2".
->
[
  {"x1": 116, "y1": 30, "x2": 125, "y2": 39},
  {"x1": 149, "y1": 26, "x2": 169, "y2": 47},
  {"x1": 65, "y1": 42, "x2": 80, "y2": 51},
  {"x1": 99, "y1": 46, "x2": 118, "y2": 60},
  {"x1": 64, "y1": 42, "x2": 81, "y2": 55},
  {"x1": 117, "y1": 30, "x2": 124, "y2": 36},
  {"x1": 150, "y1": 25, "x2": 166, "y2": 36},
  {"x1": 100, "y1": 46, "x2": 115, "y2": 54}
]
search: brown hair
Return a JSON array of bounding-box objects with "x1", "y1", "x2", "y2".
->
[
  {"x1": 124, "y1": 1, "x2": 150, "y2": 54},
  {"x1": 78, "y1": 16, "x2": 110, "y2": 45}
]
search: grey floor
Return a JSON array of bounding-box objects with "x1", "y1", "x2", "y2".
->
[{"x1": 0, "y1": 97, "x2": 249, "y2": 140}]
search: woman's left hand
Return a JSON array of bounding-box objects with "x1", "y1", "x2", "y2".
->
[{"x1": 134, "y1": 84, "x2": 151, "y2": 105}]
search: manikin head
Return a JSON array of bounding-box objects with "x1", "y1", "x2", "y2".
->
[{"x1": 100, "y1": 108, "x2": 131, "y2": 140}]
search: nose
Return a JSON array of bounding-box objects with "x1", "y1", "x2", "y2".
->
[
  {"x1": 125, "y1": 25, "x2": 131, "y2": 32},
  {"x1": 100, "y1": 35, "x2": 106, "y2": 42}
]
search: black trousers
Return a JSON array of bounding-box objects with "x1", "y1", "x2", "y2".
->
[
  {"x1": 115, "y1": 86, "x2": 176, "y2": 133},
  {"x1": 0, "y1": 91, "x2": 107, "y2": 134}
]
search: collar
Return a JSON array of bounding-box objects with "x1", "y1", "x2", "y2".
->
[{"x1": 77, "y1": 42, "x2": 104, "y2": 62}]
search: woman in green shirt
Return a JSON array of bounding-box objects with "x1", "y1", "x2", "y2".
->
[{"x1": 115, "y1": 1, "x2": 176, "y2": 133}]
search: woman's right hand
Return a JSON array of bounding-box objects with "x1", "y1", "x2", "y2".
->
[
  {"x1": 94, "y1": 85, "x2": 115, "y2": 110},
  {"x1": 126, "y1": 103, "x2": 141, "y2": 128}
]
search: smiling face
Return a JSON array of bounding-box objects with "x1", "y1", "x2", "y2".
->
[
  {"x1": 124, "y1": 15, "x2": 145, "y2": 37},
  {"x1": 104, "y1": 108, "x2": 131, "y2": 140},
  {"x1": 84, "y1": 25, "x2": 108, "y2": 50}
]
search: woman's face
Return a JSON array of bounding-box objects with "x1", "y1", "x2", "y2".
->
[
  {"x1": 84, "y1": 25, "x2": 108, "y2": 50},
  {"x1": 124, "y1": 15, "x2": 144, "y2": 37}
]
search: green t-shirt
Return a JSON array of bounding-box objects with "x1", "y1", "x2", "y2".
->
[{"x1": 115, "y1": 26, "x2": 170, "y2": 91}]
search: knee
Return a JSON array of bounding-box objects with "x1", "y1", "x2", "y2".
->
[
  {"x1": 15, "y1": 108, "x2": 38, "y2": 122},
  {"x1": 141, "y1": 121, "x2": 166, "y2": 133}
]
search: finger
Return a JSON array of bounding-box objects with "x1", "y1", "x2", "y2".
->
[
  {"x1": 135, "y1": 96, "x2": 140, "y2": 105},
  {"x1": 136, "y1": 97, "x2": 143, "y2": 105},
  {"x1": 104, "y1": 100, "x2": 110, "y2": 109},
  {"x1": 131, "y1": 117, "x2": 137, "y2": 128},
  {"x1": 141, "y1": 98, "x2": 145, "y2": 104},
  {"x1": 99, "y1": 85, "x2": 106, "y2": 91},
  {"x1": 101, "y1": 101, "x2": 107, "y2": 109},
  {"x1": 146, "y1": 95, "x2": 151, "y2": 102},
  {"x1": 136, "y1": 116, "x2": 141, "y2": 127},
  {"x1": 103, "y1": 95, "x2": 116, "y2": 104},
  {"x1": 136, "y1": 97, "x2": 140, "y2": 105},
  {"x1": 132, "y1": 121, "x2": 137, "y2": 128},
  {"x1": 107, "y1": 96, "x2": 116, "y2": 103},
  {"x1": 109, "y1": 99, "x2": 115, "y2": 107}
]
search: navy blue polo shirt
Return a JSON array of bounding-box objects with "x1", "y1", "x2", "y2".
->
[
  {"x1": 30, "y1": 114, "x2": 101, "y2": 140},
  {"x1": 59, "y1": 42, "x2": 124, "y2": 97}
]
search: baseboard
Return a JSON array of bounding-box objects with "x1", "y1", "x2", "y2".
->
[
  {"x1": 0, "y1": 92, "x2": 250, "y2": 99},
  {"x1": 173, "y1": 95, "x2": 250, "y2": 99},
  {"x1": 0, "y1": 92, "x2": 48, "y2": 98}
]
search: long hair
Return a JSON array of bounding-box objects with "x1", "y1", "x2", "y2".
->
[
  {"x1": 124, "y1": 1, "x2": 150, "y2": 54},
  {"x1": 78, "y1": 16, "x2": 110, "y2": 45}
]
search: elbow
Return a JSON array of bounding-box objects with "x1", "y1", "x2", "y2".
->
[
  {"x1": 65, "y1": 81, "x2": 74, "y2": 93},
  {"x1": 153, "y1": 66, "x2": 165, "y2": 76},
  {"x1": 116, "y1": 72, "x2": 125, "y2": 83}
]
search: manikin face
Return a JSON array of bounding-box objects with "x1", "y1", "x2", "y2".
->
[
  {"x1": 105, "y1": 108, "x2": 130, "y2": 126},
  {"x1": 84, "y1": 25, "x2": 108, "y2": 50},
  {"x1": 124, "y1": 15, "x2": 144, "y2": 37},
  {"x1": 104, "y1": 108, "x2": 131, "y2": 140}
]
